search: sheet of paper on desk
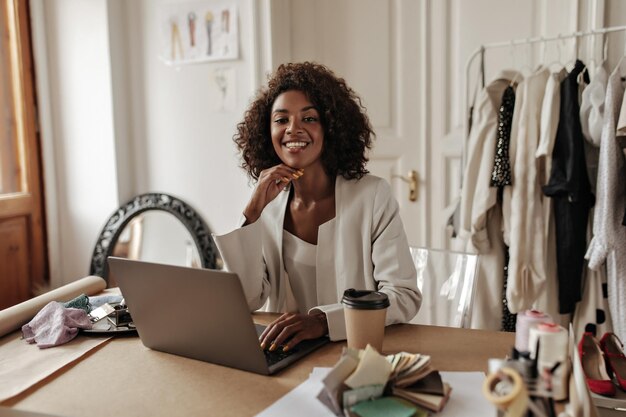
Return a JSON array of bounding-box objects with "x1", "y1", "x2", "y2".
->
[
  {"x1": 255, "y1": 369, "x2": 492, "y2": 417},
  {"x1": 255, "y1": 368, "x2": 336, "y2": 417},
  {"x1": 438, "y1": 371, "x2": 492, "y2": 417}
]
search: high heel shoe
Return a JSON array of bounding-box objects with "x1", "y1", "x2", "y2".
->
[
  {"x1": 578, "y1": 332, "x2": 616, "y2": 397},
  {"x1": 600, "y1": 332, "x2": 626, "y2": 391}
]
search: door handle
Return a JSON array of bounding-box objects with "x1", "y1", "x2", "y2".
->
[{"x1": 392, "y1": 170, "x2": 418, "y2": 202}]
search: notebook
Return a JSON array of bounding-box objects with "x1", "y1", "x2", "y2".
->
[{"x1": 108, "y1": 257, "x2": 330, "y2": 375}]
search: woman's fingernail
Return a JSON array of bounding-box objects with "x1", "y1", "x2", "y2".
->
[
  {"x1": 269, "y1": 343, "x2": 277, "y2": 351},
  {"x1": 282, "y1": 345, "x2": 290, "y2": 352},
  {"x1": 260, "y1": 342, "x2": 266, "y2": 349},
  {"x1": 282, "y1": 177, "x2": 290, "y2": 183},
  {"x1": 291, "y1": 173, "x2": 299, "y2": 178}
]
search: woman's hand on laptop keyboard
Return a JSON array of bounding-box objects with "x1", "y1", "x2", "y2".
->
[{"x1": 259, "y1": 312, "x2": 328, "y2": 352}]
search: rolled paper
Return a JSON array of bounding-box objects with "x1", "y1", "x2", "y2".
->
[
  {"x1": 0, "y1": 276, "x2": 106, "y2": 337},
  {"x1": 514, "y1": 309, "x2": 552, "y2": 353}
]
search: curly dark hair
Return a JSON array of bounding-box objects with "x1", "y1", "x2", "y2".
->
[{"x1": 233, "y1": 62, "x2": 374, "y2": 180}]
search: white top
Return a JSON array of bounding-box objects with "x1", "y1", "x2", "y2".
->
[
  {"x1": 282, "y1": 229, "x2": 319, "y2": 314},
  {"x1": 506, "y1": 66, "x2": 549, "y2": 313},
  {"x1": 581, "y1": 65, "x2": 608, "y2": 147},
  {"x1": 533, "y1": 67, "x2": 567, "y2": 322}
]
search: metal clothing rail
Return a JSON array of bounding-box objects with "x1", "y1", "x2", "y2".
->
[{"x1": 464, "y1": 24, "x2": 626, "y2": 132}]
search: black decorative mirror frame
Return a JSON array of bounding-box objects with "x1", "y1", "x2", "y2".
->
[{"x1": 89, "y1": 193, "x2": 218, "y2": 284}]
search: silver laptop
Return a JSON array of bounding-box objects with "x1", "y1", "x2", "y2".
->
[{"x1": 108, "y1": 257, "x2": 329, "y2": 375}]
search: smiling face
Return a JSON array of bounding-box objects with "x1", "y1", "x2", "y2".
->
[{"x1": 270, "y1": 90, "x2": 325, "y2": 171}]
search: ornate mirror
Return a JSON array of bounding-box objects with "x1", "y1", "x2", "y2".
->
[{"x1": 90, "y1": 193, "x2": 220, "y2": 286}]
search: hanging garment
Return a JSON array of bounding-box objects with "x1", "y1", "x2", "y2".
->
[
  {"x1": 581, "y1": 65, "x2": 608, "y2": 196},
  {"x1": 534, "y1": 67, "x2": 567, "y2": 322},
  {"x1": 491, "y1": 86, "x2": 516, "y2": 187},
  {"x1": 615, "y1": 67, "x2": 626, "y2": 138},
  {"x1": 448, "y1": 53, "x2": 487, "y2": 239},
  {"x1": 581, "y1": 65, "x2": 608, "y2": 147},
  {"x1": 488, "y1": 81, "x2": 518, "y2": 330},
  {"x1": 573, "y1": 211, "x2": 613, "y2": 339},
  {"x1": 586, "y1": 58, "x2": 626, "y2": 342},
  {"x1": 543, "y1": 60, "x2": 593, "y2": 315},
  {"x1": 459, "y1": 69, "x2": 521, "y2": 330},
  {"x1": 506, "y1": 67, "x2": 550, "y2": 313}
]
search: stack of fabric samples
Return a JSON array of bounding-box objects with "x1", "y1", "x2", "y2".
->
[{"x1": 317, "y1": 345, "x2": 450, "y2": 416}]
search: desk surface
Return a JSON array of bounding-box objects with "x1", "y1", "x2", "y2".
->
[{"x1": 4, "y1": 314, "x2": 514, "y2": 417}]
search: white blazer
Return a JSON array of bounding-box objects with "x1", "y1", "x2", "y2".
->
[{"x1": 213, "y1": 174, "x2": 421, "y2": 341}]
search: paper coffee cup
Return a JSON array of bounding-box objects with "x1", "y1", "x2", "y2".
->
[{"x1": 342, "y1": 289, "x2": 389, "y2": 352}]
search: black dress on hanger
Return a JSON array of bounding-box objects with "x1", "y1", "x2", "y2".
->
[
  {"x1": 543, "y1": 60, "x2": 594, "y2": 315},
  {"x1": 490, "y1": 84, "x2": 517, "y2": 332}
]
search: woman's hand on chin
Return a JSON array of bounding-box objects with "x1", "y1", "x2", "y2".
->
[{"x1": 243, "y1": 165, "x2": 303, "y2": 224}]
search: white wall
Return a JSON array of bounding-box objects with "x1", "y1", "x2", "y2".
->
[
  {"x1": 33, "y1": 0, "x2": 120, "y2": 286},
  {"x1": 120, "y1": 0, "x2": 255, "y2": 235}
]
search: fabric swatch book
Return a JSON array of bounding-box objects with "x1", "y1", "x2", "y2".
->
[
  {"x1": 387, "y1": 352, "x2": 452, "y2": 412},
  {"x1": 317, "y1": 345, "x2": 451, "y2": 416}
]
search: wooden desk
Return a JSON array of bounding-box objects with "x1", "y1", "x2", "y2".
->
[{"x1": 3, "y1": 314, "x2": 514, "y2": 417}]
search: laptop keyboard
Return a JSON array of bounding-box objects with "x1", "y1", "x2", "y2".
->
[{"x1": 263, "y1": 346, "x2": 298, "y2": 366}]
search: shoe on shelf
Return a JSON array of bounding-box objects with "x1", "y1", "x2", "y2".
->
[
  {"x1": 579, "y1": 332, "x2": 616, "y2": 397},
  {"x1": 600, "y1": 332, "x2": 626, "y2": 391}
]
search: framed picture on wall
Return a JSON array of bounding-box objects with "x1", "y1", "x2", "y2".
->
[{"x1": 159, "y1": 1, "x2": 238, "y2": 66}]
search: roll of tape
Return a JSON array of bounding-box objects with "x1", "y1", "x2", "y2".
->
[
  {"x1": 515, "y1": 310, "x2": 552, "y2": 353},
  {"x1": 483, "y1": 367, "x2": 528, "y2": 417}
]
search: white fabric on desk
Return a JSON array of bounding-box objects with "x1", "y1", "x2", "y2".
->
[{"x1": 213, "y1": 175, "x2": 421, "y2": 341}]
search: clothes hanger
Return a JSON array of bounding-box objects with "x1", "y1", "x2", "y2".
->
[
  {"x1": 520, "y1": 41, "x2": 537, "y2": 75},
  {"x1": 580, "y1": 35, "x2": 596, "y2": 80},
  {"x1": 545, "y1": 34, "x2": 565, "y2": 72},
  {"x1": 563, "y1": 36, "x2": 580, "y2": 72}
]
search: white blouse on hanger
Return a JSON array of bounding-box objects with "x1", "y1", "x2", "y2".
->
[
  {"x1": 534, "y1": 67, "x2": 567, "y2": 322},
  {"x1": 581, "y1": 65, "x2": 608, "y2": 147},
  {"x1": 506, "y1": 67, "x2": 550, "y2": 313}
]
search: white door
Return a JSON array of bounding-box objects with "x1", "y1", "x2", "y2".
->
[{"x1": 264, "y1": 0, "x2": 589, "y2": 249}]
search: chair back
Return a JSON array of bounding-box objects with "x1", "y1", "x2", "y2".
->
[{"x1": 409, "y1": 247, "x2": 479, "y2": 328}]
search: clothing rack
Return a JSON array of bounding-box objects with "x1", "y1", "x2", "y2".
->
[{"x1": 464, "y1": 25, "x2": 626, "y2": 130}]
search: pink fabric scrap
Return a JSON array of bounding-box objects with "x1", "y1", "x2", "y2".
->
[{"x1": 22, "y1": 301, "x2": 93, "y2": 348}]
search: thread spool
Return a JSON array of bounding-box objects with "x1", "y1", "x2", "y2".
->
[
  {"x1": 528, "y1": 323, "x2": 568, "y2": 365},
  {"x1": 483, "y1": 367, "x2": 528, "y2": 417},
  {"x1": 528, "y1": 323, "x2": 569, "y2": 401},
  {"x1": 515, "y1": 310, "x2": 552, "y2": 353}
]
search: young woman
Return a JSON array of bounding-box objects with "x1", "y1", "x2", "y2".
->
[{"x1": 213, "y1": 62, "x2": 420, "y2": 352}]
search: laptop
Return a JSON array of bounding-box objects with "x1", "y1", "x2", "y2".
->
[{"x1": 108, "y1": 257, "x2": 329, "y2": 375}]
